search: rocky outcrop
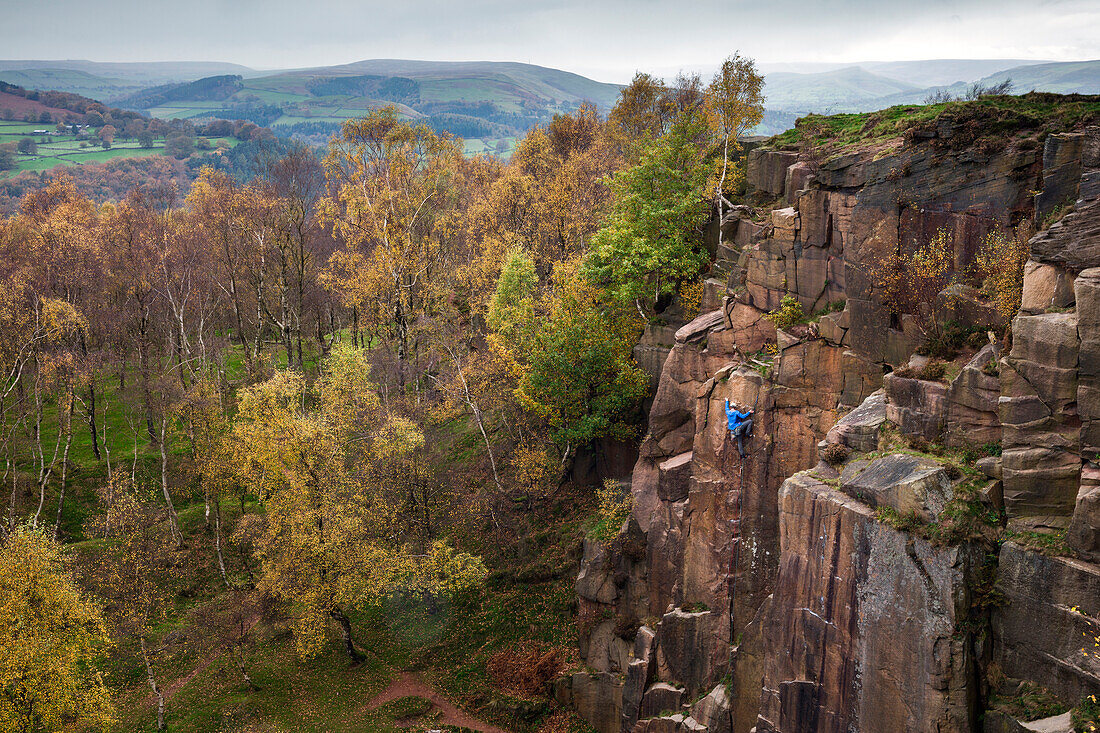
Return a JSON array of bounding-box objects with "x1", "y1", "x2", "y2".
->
[
  {"x1": 757, "y1": 471, "x2": 982, "y2": 733},
  {"x1": 569, "y1": 112, "x2": 1100, "y2": 733}
]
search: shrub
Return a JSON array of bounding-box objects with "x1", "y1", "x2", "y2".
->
[
  {"x1": 1073, "y1": 693, "x2": 1099, "y2": 733},
  {"x1": 678, "y1": 280, "x2": 704, "y2": 318},
  {"x1": 764, "y1": 295, "x2": 807, "y2": 330},
  {"x1": 591, "y1": 479, "x2": 633, "y2": 541},
  {"x1": 870, "y1": 227, "x2": 955, "y2": 342},
  {"x1": 486, "y1": 643, "x2": 565, "y2": 696},
  {"x1": 972, "y1": 228, "x2": 1029, "y2": 322},
  {"x1": 821, "y1": 442, "x2": 851, "y2": 465}
]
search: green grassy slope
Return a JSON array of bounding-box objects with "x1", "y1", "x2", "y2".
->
[{"x1": 0, "y1": 67, "x2": 146, "y2": 100}]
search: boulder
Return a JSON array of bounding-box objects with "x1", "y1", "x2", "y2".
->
[
  {"x1": 885, "y1": 372, "x2": 949, "y2": 442},
  {"x1": 676, "y1": 310, "x2": 726, "y2": 344},
  {"x1": 840, "y1": 453, "x2": 954, "y2": 521},
  {"x1": 1022, "y1": 712, "x2": 1074, "y2": 733},
  {"x1": 824, "y1": 389, "x2": 886, "y2": 452}
]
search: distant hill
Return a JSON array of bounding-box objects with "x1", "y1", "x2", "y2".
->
[
  {"x1": 977, "y1": 60, "x2": 1100, "y2": 95},
  {"x1": 120, "y1": 75, "x2": 245, "y2": 109},
  {"x1": 759, "y1": 58, "x2": 1100, "y2": 117},
  {"x1": 113, "y1": 59, "x2": 624, "y2": 154},
  {"x1": 763, "y1": 67, "x2": 921, "y2": 113},
  {"x1": 0, "y1": 68, "x2": 146, "y2": 101},
  {"x1": 859, "y1": 59, "x2": 1045, "y2": 87},
  {"x1": 0, "y1": 60, "x2": 260, "y2": 85}
]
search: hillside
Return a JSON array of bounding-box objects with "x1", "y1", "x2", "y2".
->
[
  {"x1": 978, "y1": 59, "x2": 1100, "y2": 94},
  {"x1": 119, "y1": 59, "x2": 623, "y2": 155},
  {"x1": 762, "y1": 66, "x2": 921, "y2": 113},
  {"x1": 0, "y1": 59, "x2": 261, "y2": 85},
  {"x1": 0, "y1": 67, "x2": 146, "y2": 101},
  {"x1": 759, "y1": 57, "x2": 1100, "y2": 117}
]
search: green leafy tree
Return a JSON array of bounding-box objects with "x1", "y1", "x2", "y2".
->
[
  {"x1": 517, "y1": 261, "x2": 648, "y2": 462},
  {"x1": 487, "y1": 247, "x2": 538, "y2": 355},
  {"x1": 16, "y1": 138, "x2": 36, "y2": 155},
  {"x1": 585, "y1": 108, "x2": 713, "y2": 316}
]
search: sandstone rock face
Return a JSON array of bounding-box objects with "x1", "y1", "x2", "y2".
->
[
  {"x1": 757, "y1": 472, "x2": 981, "y2": 733},
  {"x1": 885, "y1": 372, "x2": 949, "y2": 441},
  {"x1": 747, "y1": 150, "x2": 799, "y2": 196},
  {"x1": 946, "y1": 345, "x2": 1003, "y2": 447},
  {"x1": 1068, "y1": 483, "x2": 1100, "y2": 562},
  {"x1": 572, "y1": 118, "x2": 1100, "y2": 733},
  {"x1": 992, "y1": 542, "x2": 1100, "y2": 703},
  {"x1": 1021, "y1": 259, "x2": 1076, "y2": 314},
  {"x1": 1000, "y1": 311, "x2": 1082, "y2": 517}
]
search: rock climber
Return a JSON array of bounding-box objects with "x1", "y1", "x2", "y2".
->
[{"x1": 725, "y1": 399, "x2": 754, "y2": 459}]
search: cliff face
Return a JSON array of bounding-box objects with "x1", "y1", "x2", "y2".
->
[{"x1": 563, "y1": 120, "x2": 1100, "y2": 733}]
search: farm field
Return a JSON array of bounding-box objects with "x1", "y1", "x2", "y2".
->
[{"x1": 0, "y1": 120, "x2": 240, "y2": 177}]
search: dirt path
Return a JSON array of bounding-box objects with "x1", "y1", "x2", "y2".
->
[{"x1": 368, "y1": 671, "x2": 511, "y2": 733}]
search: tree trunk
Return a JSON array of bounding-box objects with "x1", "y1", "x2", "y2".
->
[
  {"x1": 214, "y1": 503, "x2": 229, "y2": 588},
  {"x1": 79, "y1": 330, "x2": 101, "y2": 460},
  {"x1": 140, "y1": 638, "x2": 166, "y2": 732},
  {"x1": 159, "y1": 417, "x2": 183, "y2": 546},
  {"x1": 329, "y1": 607, "x2": 364, "y2": 663},
  {"x1": 53, "y1": 392, "x2": 74, "y2": 540}
]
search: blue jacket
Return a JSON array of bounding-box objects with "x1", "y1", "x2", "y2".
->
[{"x1": 725, "y1": 399, "x2": 752, "y2": 430}]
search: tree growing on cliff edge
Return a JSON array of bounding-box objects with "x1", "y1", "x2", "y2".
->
[
  {"x1": 585, "y1": 107, "x2": 713, "y2": 317},
  {"x1": 705, "y1": 53, "x2": 765, "y2": 252}
]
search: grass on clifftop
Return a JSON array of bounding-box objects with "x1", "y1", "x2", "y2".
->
[{"x1": 766, "y1": 92, "x2": 1100, "y2": 158}]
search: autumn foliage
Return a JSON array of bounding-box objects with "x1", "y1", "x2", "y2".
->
[{"x1": 0, "y1": 54, "x2": 767, "y2": 726}]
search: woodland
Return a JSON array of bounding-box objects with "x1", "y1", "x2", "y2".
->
[{"x1": 0, "y1": 56, "x2": 766, "y2": 732}]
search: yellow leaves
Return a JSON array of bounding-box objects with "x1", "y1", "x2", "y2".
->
[
  {"x1": 870, "y1": 226, "x2": 956, "y2": 332},
  {"x1": 973, "y1": 227, "x2": 1029, "y2": 321},
  {"x1": 40, "y1": 297, "x2": 87, "y2": 339},
  {"x1": 704, "y1": 53, "x2": 766, "y2": 140},
  {"x1": 0, "y1": 525, "x2": 114, "y2": 732},
  {"x1": 373, "y1": 416, "x2": 425, "y2": 460}
]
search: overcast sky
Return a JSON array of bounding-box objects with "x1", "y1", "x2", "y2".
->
[{"x1": 3, "y1": 0, "x2": 1099, "y2": 82}]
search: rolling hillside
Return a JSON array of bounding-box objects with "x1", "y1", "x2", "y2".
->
[
  {"x1": 758, "y1": 58, "x2": 1100, "y2": 117},
  {"x1": 763, "y1": 66, "x2": 921, "y2": 114},
  {"x1": 117, "y1": 59, "x2": 624, "y2": 155},
  {"x1": 977, "y1": 59, "x2": 1100, "y2": 94}
]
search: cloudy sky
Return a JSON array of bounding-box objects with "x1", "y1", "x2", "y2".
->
[{"x1": 3, "y1": 0, "x2": 1099, "y2": 82}]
